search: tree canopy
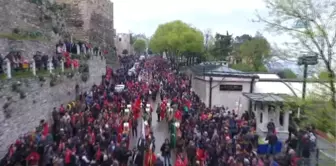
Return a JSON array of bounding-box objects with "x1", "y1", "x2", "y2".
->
[
  {"x1": 122, "y1": 49, "x2": 128, "y2": 55},
  {"x1": 277, "y1": 69, "x2": 297, "y2": 79},
  {"x1": 149, "y1": 20, "x2": 204, "y2": 56},
  {"x1": 257, "y1": 0, "x2": 336, "y2": 135},
  {"x1": 238, "y1": 37, "x2": 271, "y2": 72},
  {"x1": 133, "y1": 39, "x2": 146, "y2": 55},
  {"x1": 211, "y1": 32, "x2": 233, "y2": 60}
]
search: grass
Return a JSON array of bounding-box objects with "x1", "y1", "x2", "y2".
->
[
  {"x1": 0, "y1": 68, "x2": 73, "y2": 80},
  {"x1": 0, "y1": 33, "x2": 47, "y2": 41}
]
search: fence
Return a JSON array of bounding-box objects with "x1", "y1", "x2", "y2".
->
[{"x1": 0, "y1": 58, "x2": 75, "y2": 79}]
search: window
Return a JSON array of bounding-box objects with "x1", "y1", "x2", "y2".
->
[
  {"x1": 259, "y1": 112, "x2": 263, "y2": 123},
  {"x1": 119, "y1": 38, "x2": 121, "y2": 41},
  {"x1": 219, "y1": 84, "x2": 243, "y2": 91}
]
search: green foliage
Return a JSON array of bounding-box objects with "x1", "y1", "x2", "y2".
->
[
  {"x1": 149, "y1": 20, "x2": 204, "y2": 56},
  {"x1": 0, "y1": 30, "x2": 46, "y2": 41},
  {"x1": 211, "y1": 32, "x2": 233, "y2": 60},
  {"x1": 81, "y1": 73, "x2": 89, "y2": 82},
  {"x1": 133, "y1": 39, "x2": 147, "y2": 54},
  {"x1": 122, "y1": 49, "x2": 128, "y2": 55},
  {"x1": 230, "y1": 63, "x2": 268, "y2": 72},
  {"x1": 49, "y1": 75, "x2": 57, "y2": 87},
  {"x1": 79, "y1": 63, "x2": 89, "y2": 73},
  {"x1": 238, "y1": 37, "x2": 271, "y2": 72},
  {"x1": 277, "y1": 68, "x2": 297, "y2": 79},
  {"x1": 258, "y1": 0, "x2": 336, "y2": 109},
  {"x1": 303, "y1": 99, "x2": 335, "y2": 136}
]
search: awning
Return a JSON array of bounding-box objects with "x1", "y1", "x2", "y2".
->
[{"x1": 243, "y1": 93, "x2": 292, "y2": 103}]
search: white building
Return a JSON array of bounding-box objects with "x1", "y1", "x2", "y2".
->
[{"x1": 188, "y1": 62, "x2": 331, "y2": 140}]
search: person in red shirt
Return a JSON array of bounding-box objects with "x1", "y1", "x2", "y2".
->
[
  {"x1": 144, "y1": 148, "x2": 156, "y2": 166},
  {"x1": 26, "y1": 151, "x2": 40, "y2": 166},
  {"x1": 175, "y1": 152, "x2": 188, "y2": 166}
]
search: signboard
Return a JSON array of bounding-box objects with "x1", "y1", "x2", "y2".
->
[
  {"x1": 298, "y1": 56, "x2": 318, "y2": 65},
  {"x1": 219, "y1": 84, "x2": 243, "y2": 91},
  {"x1": 293, "y1": 20, "x2": 309, "y2": 29}
]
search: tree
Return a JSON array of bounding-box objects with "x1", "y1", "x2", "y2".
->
[
  {"x1": 133, "y1": 39, "x2": 146, "y2": 55},
  {"x1": 122, "y1": 49, "x2": 128, "y2": 56},
  {"x1": 277, "y1": 69, "x2": 298, "y2": 79},
  {"x1": 211, "y1": 32, "x2": 233, "y2": 60},
  {"x1": 149, "y1": 20, "x2": 204, "y2": 57},
  {"x1": 256, "y1": 0, "x2": 336, "y2": 109},
  {"x1": 234, "y1": 34, "x2": 252, "y2": 44},
  {"x1": 238, "y1": 37, "x2": 271, "y2": 71}
]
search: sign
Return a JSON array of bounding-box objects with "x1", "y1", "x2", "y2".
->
[
  {"x1": 293, "y1": 20, "x2": 309, "y2": 29},
  {"x1": 298, "y1": 56, "x2": 318, "y2": 65},
  {"x1": 219, "y1": 84, "x2": 243, "y2": 91}
]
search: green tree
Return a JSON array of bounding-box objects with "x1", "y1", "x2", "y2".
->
[
  {"x1": 257, "y1": 0, "x2": 336, "y2": 109},
  {"x1": 238, "y1": 37, "x2": 271, "y2": 71},
  {"x1": 122, "y1": 49, "x2": 128, "y2": 56},
  {"x1": 149, "y1": 20, "x2": 204, "y2": 57},
  {"x1": 133, "y1": 39, "x2": 147, "y2": 55},
  {"x1": 277, "y1": 69, "x2": 297, "y2": 79},
  {"x1": 211, "y1": 32, "x2": 233, "y2": 60}
]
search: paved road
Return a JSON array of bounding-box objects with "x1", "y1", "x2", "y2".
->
[{"x1": 317, "y1": 136, "x2": 336, "y2": 162}]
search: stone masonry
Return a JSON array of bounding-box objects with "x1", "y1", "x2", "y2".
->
[{"x1": 0, "y1": 57, "x2": 106, "y2": 156}]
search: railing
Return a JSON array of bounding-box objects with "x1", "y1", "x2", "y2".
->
[{"x1": 0, "y1": 58, "x2": 75, "y2": 79}]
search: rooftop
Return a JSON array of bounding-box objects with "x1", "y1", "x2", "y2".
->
[
  {"x1": 243, "y1": 92, "x2": 294, "y2": 103},
  {"x1": 190, "y1": 63, "x2": 258, "y2": 78}
]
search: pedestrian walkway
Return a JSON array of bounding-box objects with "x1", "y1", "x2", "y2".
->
[{"x1": 317, "y1": 136, "x2": 336, "y2": 165}]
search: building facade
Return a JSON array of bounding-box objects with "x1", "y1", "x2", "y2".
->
[{"x1": 114, "y1": 33, "x2": 134, "y2": 56}]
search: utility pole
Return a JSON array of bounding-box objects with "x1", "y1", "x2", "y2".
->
[{"x1": 297, "y1": 55, "x2": 318, "y2": 118}]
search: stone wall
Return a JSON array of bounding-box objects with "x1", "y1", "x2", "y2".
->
[
  {"x1": 0, "y1": 57, "x2": 106, "y2": 156},
  {"x1": 55, "y1": 0, "x2": 115, "y2": 48},
  {"x1": 0, "y1": 38, "x2": 55, "y2": 59},
  {"x1": 0, "y1": 0, "x2": 115, "y2": 59}
]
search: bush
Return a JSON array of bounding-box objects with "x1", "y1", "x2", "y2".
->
[
  {"x1": 79, "y1": 63, "x2": 89, "y2": 73},
  {"x1": 49, "y1": 74, "x2": 58, "y2": 87},
  {"x1": 81, "y1": 73, "x2": 89, "y2": 82},
  {"x1": 11, "y1": 82, "x2": 21, "y2": 92},
  {"x1": 19, "y1": 91, "x2": 26, "y2": 99}
]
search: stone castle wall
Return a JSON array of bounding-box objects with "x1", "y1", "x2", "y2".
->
[
  {"x1": 55, "y1": 0, "x2": 115, "y2": 48},
  {"x1": 0, "y1": 57, "x2": 106, "y2": 156},
  {"x1": 0, "y1": 0, "x2": 115, "y2": 59}
]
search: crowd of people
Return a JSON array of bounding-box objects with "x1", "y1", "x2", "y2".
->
[{"x1": 0, "y1": 54, "x2": 318, "y2": 166}]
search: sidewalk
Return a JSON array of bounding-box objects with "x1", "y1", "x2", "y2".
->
[{"x1": 317, "y1": 136, "x2": 336, "y2": 162}]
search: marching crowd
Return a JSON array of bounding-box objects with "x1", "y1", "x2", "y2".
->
[{"x1": 0, "y1": 55, "x2": 317, "y2": 166}]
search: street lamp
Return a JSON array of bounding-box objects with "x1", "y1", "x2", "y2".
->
[{"x1": 297, "y1": 54, "x2": 318, "y2": 118}]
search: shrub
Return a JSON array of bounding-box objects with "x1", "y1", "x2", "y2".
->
[{"x1": 81, "y1": 73, "x2": 89, "y2": 82}]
